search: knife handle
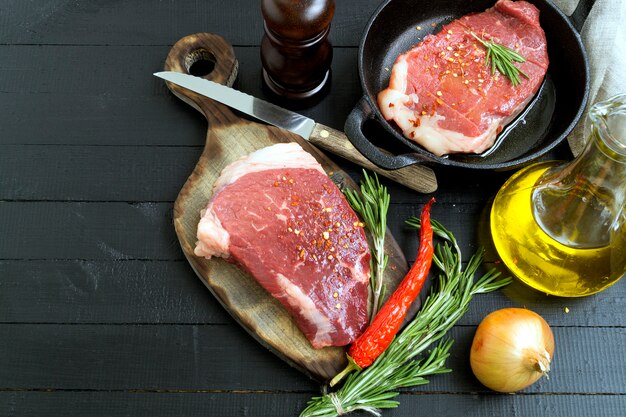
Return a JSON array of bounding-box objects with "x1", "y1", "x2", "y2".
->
[{"x1": 309, "y1": 124, "x2": 437, "y2": 193}]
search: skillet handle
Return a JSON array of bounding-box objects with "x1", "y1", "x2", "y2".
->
[
  {"x1": 344, "y1": 97, "x2": 429, "y2": 170},
  {"x1": 569, "y1": 0, "x2": 597, "y2": 32}
]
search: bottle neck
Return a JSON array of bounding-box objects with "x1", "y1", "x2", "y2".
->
[{"x1": 532, "y1": 94, "x2": 626, "y2": 248}]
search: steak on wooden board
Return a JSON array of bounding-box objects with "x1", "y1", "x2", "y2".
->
[
  {"x1": 194, "y1": 143, "x2": 370, "y2": 349},
  {"x1": 378, "y1": 0, "x2": 548, "y2": 156}
]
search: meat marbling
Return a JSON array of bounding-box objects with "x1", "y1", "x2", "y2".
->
[
  {"x1": 378, "y1": 0, "x2": 548, "y2": 156},
  {"x1": 194, "y1": 143, "x2": 370, "y2": 349}
]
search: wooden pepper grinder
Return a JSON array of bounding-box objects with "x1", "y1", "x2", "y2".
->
[{"x1": 261, "y1": 0, "x2": 335, "y2": 101}]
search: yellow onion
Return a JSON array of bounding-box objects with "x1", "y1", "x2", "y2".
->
[{"x1": 470, "y1": 308, "x2": 555, "y2": 393}]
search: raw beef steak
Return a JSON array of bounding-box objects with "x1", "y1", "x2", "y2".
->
[
  {"x1": 194, "y1": 143, "x2": 371, "y2": 349},
  {"x1": 378, "y1": 0, "x2": 548, "y2": 156}
]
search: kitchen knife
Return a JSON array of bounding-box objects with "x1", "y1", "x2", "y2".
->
[{"x1": 154, "y1": 71, "x2": 437, "y2": 193}]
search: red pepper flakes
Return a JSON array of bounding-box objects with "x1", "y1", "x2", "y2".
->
[{"x1": 388, "y1": 103, "x2": 395, "y2": 108}]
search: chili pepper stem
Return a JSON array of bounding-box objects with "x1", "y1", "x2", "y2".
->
[{"x1": 329, "y1": 356, "x2": 361, "y2": 387}]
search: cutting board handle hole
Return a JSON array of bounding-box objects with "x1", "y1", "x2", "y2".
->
[{"x1": 186, "y1": 49, "x2": 216, "y2": 77}]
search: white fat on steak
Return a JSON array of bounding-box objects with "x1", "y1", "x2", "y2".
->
[
  {"x1": 192, "y1": 142, "x2": 371, "y2": 348},
  {"x1": 275, "y1": 273, "x2": 334, "y2": 347},
  {"x1": 194, "y1": 143, "x2": 324, "y2": 259}
]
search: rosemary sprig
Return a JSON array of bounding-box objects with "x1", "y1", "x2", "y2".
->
[
  {"x1": 343, "y1": 170, "x2": 390, "y2": 322},
  {"x1": 470, "y1": 32, "x2": 529, "y2": 87},
  {"x1": 299, "y1": 219, "x2": 512, "y2": 417}
]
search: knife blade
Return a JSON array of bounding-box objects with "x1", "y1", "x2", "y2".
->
[{"x1": 154, "y1": 71, "x2": 437, "y2": 193}]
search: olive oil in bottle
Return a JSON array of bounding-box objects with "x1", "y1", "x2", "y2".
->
[
  {"x1": 491, "y1": 162, "x2": 626, "y2": 297},
  {"x1": 491, "y1": 94, "x2": 626, "y2": 297}
]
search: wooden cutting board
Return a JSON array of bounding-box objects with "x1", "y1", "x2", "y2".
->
[{"x1": 163, "y1": 33, "x2": 412, "y2": 382}]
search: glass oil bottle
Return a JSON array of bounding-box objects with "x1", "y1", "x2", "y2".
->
[{"x1": 490, "y1": 94, "x2": 626, "y2": 297}]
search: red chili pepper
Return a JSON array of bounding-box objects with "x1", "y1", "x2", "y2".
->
[{"x1": 330, "y1": 197, "x2": 435, "y2": 386}]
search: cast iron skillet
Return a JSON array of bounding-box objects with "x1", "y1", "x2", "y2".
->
[{"x1": 344, "y1": 0, "x2": 596, "y2": 170}]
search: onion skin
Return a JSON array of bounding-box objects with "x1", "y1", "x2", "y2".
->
[{"x1": 470, "y1": 308, "x2": 555, "y2": 393}]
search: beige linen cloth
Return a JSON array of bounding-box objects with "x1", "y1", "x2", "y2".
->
[{"x1": 553, "y1": 0, "x2": 626, "y2": 155}]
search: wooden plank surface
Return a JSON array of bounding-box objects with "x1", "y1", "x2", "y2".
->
[
  {"x1": 0, "y1": 145, "x2": 521, "y2": 202},
  {"x1": 2, "y1": 259, "x2": 625, "y2": 327},
  {"x1": 0, "y1": 46, "x2": 361, "y2": 146},
  {"x1": 0, "y1": 201, "x2": 485, "y2": 261},
  {"x1": 1, "y1": 324, "x2": 625, "y2": 394},
  {"x1": 1, "y1": 0, "x2": 625, "y2": 416},
  {"x1": 0, "y1": 392, "x2": 624, "y2": 417},
  {"x1": 0, "y1": 0, "x2": 381, "y2": 46}
]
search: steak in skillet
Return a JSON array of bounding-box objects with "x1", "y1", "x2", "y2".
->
[
  {"x1": 194, "y1": 143, "x2": 370, "y2": 349},
  {"x1": 378, "y1": 0, "x2": 548, "y2": 156}
]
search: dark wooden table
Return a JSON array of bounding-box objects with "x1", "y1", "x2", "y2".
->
[{"x1": 1, "y1": 1, "x2": 624, "y2": 416}]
